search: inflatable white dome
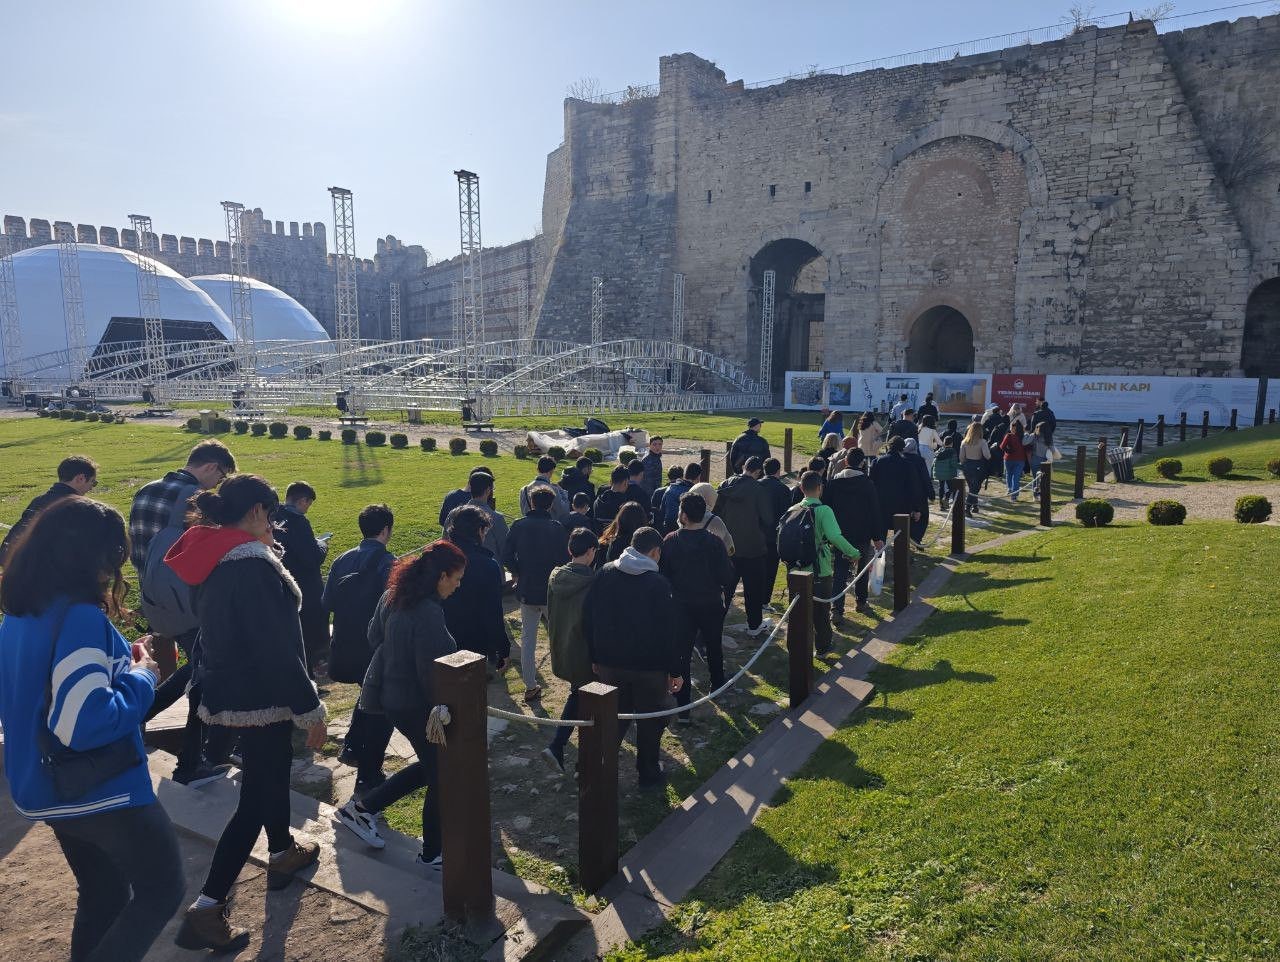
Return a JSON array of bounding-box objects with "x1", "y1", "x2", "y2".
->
[
  {"x1": 190, "y1": 275, "x2": 330, "y2": 343},
  {"x1": 3, "y1": 244, "x2": 234, "y2": 379}
]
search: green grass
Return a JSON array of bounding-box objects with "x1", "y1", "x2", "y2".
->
[
  {"x1": 613, "y1": 522, "x2": 1280, "y2": 961},
  {"x1": 1134, "y1": 422, "x2": 1280, "y2": 482}
]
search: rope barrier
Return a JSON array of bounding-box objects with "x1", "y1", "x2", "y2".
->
[
  {"x1": 485, "y1": 705, "x2": 594, "y2": 728},
  {"x1": 812, "y1": 529, "x2": 900, "y2": 604}
]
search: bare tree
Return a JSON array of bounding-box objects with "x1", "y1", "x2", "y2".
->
[
  {"x1": 1062, "y1": 2, "x2": 1097, "y2": 33},
  {"x1": 1136, "y1": 2, "x2": 1176, "y2": 21},
  {"x1": 1207, "y1": 106, "x2": 1280, "y2": 189},
  {"x1": 565, "y1": 76, "x2": 604, "y2": 102}
]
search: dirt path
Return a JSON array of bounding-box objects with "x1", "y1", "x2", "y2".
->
[{"x1": 1068, "y1": 476, "x2": 1280, "y2": 522}]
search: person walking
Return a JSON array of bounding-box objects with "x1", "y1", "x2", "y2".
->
[
  {"x1": 959, "y1": 422, "x2": 992, "y2": 516},
  {"x1": 685, "y1": 481, "x2": 735, "y2": 556},
  {"x1": 856, "y1": 412, "x2": 883, "y2": 458},
  {"x1": 660, "y1": 494, "x2": 735, "y2": 723},
  {"x1": 558, "y1": 457, "x2": 596, "y2": 505},
  {"x1": 0, "y1": 497, "x2": 186, "y2": 962},
  {"x1": 593, "y1": 465, "x2": 634, "y2": 526},
  {"x1": 1031, "y1": 399, "x2": 1058, "y2": 446},
  {"x1": 443, "y1": 505, "x2": 512, "y2": 672},
  {"x1": 933, "y1": 435, "x2": 960, "y2": 510},
  {"x1": 759, "y1": 458, "x2": 791, "y2": 608},
  {"x1": 583, "y1": 528, "x2": 682, "y2": 789},
  {"x1": 638, "y1": 436, "x2": 664, "y2": 494},
  {"x1": 0, "y1": 455, "x2": 98, "y2": 567},
  {"x1": 520, "y1": 457, "x2": 569, "y2": 521},
  {"x1": 818, "y1": 408, "x2": 844, "y2": 442},
  {"x1": 816, "y1": 432, "x2": 842, "y2": 468},
  {"x1": 917, "y1": 393, "x2": 939, "y2": 423},
  {"x1": 599, "y1": 501, "x2": 649, "y2": 565},
  {"x1": 1028, "y1": 423, "x2": 1052, "y2": 496},
  {"x1": 659, "y1": 462, "x2": 698, "y2": 531},
  {"x1": 999, "y1": 424, "x2": 1030, "y2": 498},
  {"x1": 940, "y1": 417, "x2": 961, "y2": 447},
  {"x1": 887, "y1": 408, "x2": 919, "y2": 442},
  {"x1": 462, "y1": 470, "x2": 508, "y2": 559},
  {"x1": 439, "y1": 466, "x2": 494, "y2": 527},
  {"x1": 870, "y1": 437, "x2": 925, "y2": 539},
  {"x1": 715, "y1": 457, "x2": 774, "y2": 636},
  {"x1": 983, "y1": 409, "x2": 1011, "y2": 492},
  {"x1": 541, "y1": 528, "x2": 599, "y2": 771},
  {"x1": 729, "y1": 417, "x2": 770, "y2": 473},
  {"x1": 902, "y1": 438, "x2": 935, "y2": 543},
  {"x1": 650, "y1": 465, "x2": 684, "y2": 531},
  {"x1": 273, "y1": 482, "x2": 330, "y2": 672},
  {"x1": 889, "y1": 394, "x2": 910, "y2": 420},
  {"x1": 165, "y1": 475, "x2": 326, "y2": 952},
  {"x1": 333, "y1": 541, "x2": 466, "y2": 867},
  {"x1": 916, "y1": 415, "x2": 941, "y2": 473},
  {"x1": 503, "y1": 486, "x2": 570, "y2": 702},
  {"x1": 324, "y1": 504, "x2": 395, "y2": 796},
  {"x1": 822, "y1": 450, "x2": 884, "y2": 620},
  {"x1": 562, "y1": 492, "x2": 597, "y2": 536}
]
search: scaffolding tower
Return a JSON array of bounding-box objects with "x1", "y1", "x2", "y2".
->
[
  {"x1": 56, "y1": 223, "x2": 89, "y2": 385},
  {"x1": 454, "y1": 169, "x2": 484, "y2": 353},
  {"x1": 329, "y1": 187, "x2": 360, "y2": 356},
  {"x1": 760, "y1": 268, "x2": 776, "y2": 394},
  {"x1": 221, "y1": 201, "x2": 256, "y2": 375},
  {"x1": 128, "y1": 216, "x2": 167, "y2": 395},
  {"x1": 0, "y1": 234, "x2": 21, "y2": 387},
  {"x1": 389, "y1": 281, "x2": 402, "y2": 342},
  {"x1": 517, "y1": 280, "x2": 531, "y2": 348},
  {"x1": 450, "y1": 280, "x2": 462, "y2": 344},
  {"x1": 671, "y1": 272, "x2": 684, "y2": 391}
]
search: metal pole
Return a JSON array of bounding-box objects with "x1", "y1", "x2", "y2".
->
[
  {"x1": 760, "y1": 268, "x2": 775, "y2": 395},
  {"x1": 786, "y1": 570, "x2": 813, "y2": 708},
  {"x1": 1201, "y1": 411, "x2": 1209, "y2": 438},
  {"x1": 1074, "y1": 444, "x2": 1086, "y2": 499},
  {"x1": 1134, "y1": 418, "x2": 1144, "y2": 454},
  {"x1": 950, "y1": 478, "x2": 966, "y2": 555},
  {"x1": 1156, "y1": 414, "x2": 1165, "y2": 447},
  {"x1": 1179, "y1": 411, "x2": 1187, "y2": 442},
  {"x1": 893, "y1": 514, "x2": 911, "y2": 612},
  {"x1": 1039, "y1": 459, "x2": 1052, "y2": 527},
  {"x1": 783, "y1": 427, "x2": 793, "y2": 474},
  {"x1": 577, "y1": 682, "x2": 618, "y2": 894},
  {"x1": 1096, "y1": 438, "x2": 1107, "y2": 483},
  {"x1": 1229, "y1": 408, "x2": 1238, "y2": 431}
]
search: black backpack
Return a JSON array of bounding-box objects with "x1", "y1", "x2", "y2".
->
[
  {"x1": 776, "y1": 503, "x2": 818, "y2": 568},
  {"x1": 326, "y1": 549, "x2": 388, "y2": 684}
]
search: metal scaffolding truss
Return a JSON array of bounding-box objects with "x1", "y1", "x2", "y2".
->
[
  {"x1": 517, "y1": 281, "x2": 531, "y2": 347},
  {"x1": 56, "y1": 223, "x2": 89, "y2": 383},
  {"x1": 0, "y1": 233, "x2": 21, "y2": 385},
  {"x1": 760, "y1": 268, "x2": 776, "y2": 394},
  {"x1": 389, "y1": 281, "x2": 402, "y2": 342},
  {"x1": 128, "y1": 215, "x2": 167, "y2": 394},
  {"x1": 329, "y1": 186, "x2": 360, "y2": 350},
  {"x1": 454, "y1": 169, "x2": 484, "y2": 352},
  {"x1": 221, "y1": 201, "x2": 256, "y2": 374}
]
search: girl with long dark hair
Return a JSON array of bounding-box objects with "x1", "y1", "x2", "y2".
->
[{"x1": 600, "y1": 501, "x2": 648, "y2": 564}]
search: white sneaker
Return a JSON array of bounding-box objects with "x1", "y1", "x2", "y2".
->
[
  {"x1": 746, "y1": 618, "x2": 775, "y2": 638},
  {"x1": 416, "y1": 853, "x2": 443, "y2": 871},
  {"x1": 334, "y1": 798, "x2": 385, "y2": 850}
]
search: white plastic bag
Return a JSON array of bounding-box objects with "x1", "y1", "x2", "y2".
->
[{"x1": 868, "y1": 552, "x2": 885, "y2": 597}]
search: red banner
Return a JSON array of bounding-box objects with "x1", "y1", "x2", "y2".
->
[{"x1": 991, "y1": 373, "x2": 1046, "y2": 411}]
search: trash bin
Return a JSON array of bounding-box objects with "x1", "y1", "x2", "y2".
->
[{"x1": 1107, "y1": 446, "x2": 1135, "y2": 482}]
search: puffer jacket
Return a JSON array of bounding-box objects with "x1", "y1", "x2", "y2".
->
[
  {"x1": 546, "y1": 562, "x2": 596, "y2": 687},
  {"x1": 360, "y1": 592, "x2": 457, "y2": 715},
  {"x1": 714, "y1": 474, "x2": 773, "y2": 559}
]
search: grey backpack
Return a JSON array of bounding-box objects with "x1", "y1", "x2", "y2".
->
[{"x1": 139, "y1": 483, "x2": 199, "y2": 638}]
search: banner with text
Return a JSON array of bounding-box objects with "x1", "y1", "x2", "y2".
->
[
  {"x1": 785, "y1": 371, "x2": 991, "y2": 415},
  {"x1": 1043, "y1": 375, "x2": 1260, "y2": 426},
  {"x1": 991, "y1": 373, "x2": 1047, "y2": 411}
]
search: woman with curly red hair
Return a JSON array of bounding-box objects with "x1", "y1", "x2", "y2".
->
[{"x1": 333, "y1": 540, "x2": 466, "y2": 866}]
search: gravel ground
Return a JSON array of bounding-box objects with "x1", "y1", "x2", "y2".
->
[{"x1": 1067, "y1": 477, "x2": 1280, "y2": 522}]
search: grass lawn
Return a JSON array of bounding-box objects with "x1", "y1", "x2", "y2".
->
[
  {"x1": 613, "y1": 522, "x2": 1280, "y2": 961},
  {"x1": 1134, "y1": 422, "x2": 1280, "y2": 482}
]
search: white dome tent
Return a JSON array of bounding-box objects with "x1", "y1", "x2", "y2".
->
[{"x1": 189, "y1": 274, "x2": 330, "y2": 344}]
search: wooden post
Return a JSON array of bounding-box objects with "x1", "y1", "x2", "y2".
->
[
  {"x1": 1229, "y1": 408, "x2": 1238, "y2": 431},
  {"x1": 1074, "y1": 444, "x2": 1086, "y2": 499},
  {"x1": 1039, "y1": 459, "x2": 1052, "y2": 527},
  {"x1": 783, "y1": 427, "x2": 793, "y2": 474},
  {"x1": 1271, "y1": 409, "x2": 1277, "y2": 424},
  {"x1": 950, "y1": 479, "x2": 966, "y2": 556},
  {"x1": 892, "y1": 514, "x2": 910, "y2": 613},
  {"x1": 786, "y1": 570, "x2": 813, "y2": 709},
  {"x1": 1179, "y1": 411, "x2": 1187, "y2": 442},
  {"x1": 1201, "y1": 411, "x2": 1210, "y2": 438},
  {"x1": 1096, "y1": 438, "x2": 1107, "y2": 482},
  {"x1": 699, "y1": 448, "x2": 711, "y2": 484},
  {"x1": 1156, "y1": 414, "x2": 1165, "y2": 447},
  {"x1": 724, "y1": 441, "x2": 733, "y2": 479},
  {"x1": 577, "y1": 682, "x2": 618, "y2": 894},
  {"x1": 1134, "y1": 419, "x2": 1144, "y2": 454},
  {"x1": 434, "y1": 651, "x2": 494, "y2": 927}
]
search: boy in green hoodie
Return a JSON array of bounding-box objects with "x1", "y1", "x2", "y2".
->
[
  {"x1": 794, "y1": 470, "x2": 862, "y2": 655},
  {"x1": 541, "y1": 528, "x2": 600, "y2": 771}
]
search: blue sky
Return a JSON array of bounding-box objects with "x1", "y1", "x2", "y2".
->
[{"x1": 3, "y1": 0, "x2": 1271, "y2": 260}]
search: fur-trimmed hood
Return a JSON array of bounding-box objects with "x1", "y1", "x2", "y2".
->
[{"x1": 165, "y1": 526, "x2": 301, "y2": 609}]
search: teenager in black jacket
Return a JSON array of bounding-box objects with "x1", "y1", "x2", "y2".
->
[
  {"x1": 0, "y1": 455, "x2": 97, "y2": 567},
  {"x1": 443, "y1": 506, "x2": 511, "y2": 670},
  {"x1": 503, "y1": 486, "x2": 570, "y2": 701},
  {"x1": 273, "y1": 482, "x2": 329, "y2": 671},
  {"x1": 823, "y1": 450, "x2": 885, "y2": 619}
]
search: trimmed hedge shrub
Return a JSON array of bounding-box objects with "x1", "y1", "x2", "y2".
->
[
  {"x1": 86, "y1": 412, "x2": 100, "y2": 423},
  {"x1": 365, "y1": 431, "x2": 387, "y2": 447},
  {"x1": 1075, "y1": 498, "x2": 1115, "y2": 527},
  {"x1": 420, "y1": 437, "x2": 437, "y2": 452},
  {"x1": 72, "y1": 410, "x2": 87, "y2": 421},
  {"x1": 1266, "y1": 457, "x2": 1280, "y2": 479},
  {"x1": 233, "y1": 420, "x2": 249, "y2": 434},
  {"x1": 293, "y1": 425, "x2": 312, "y2": 440},
  {"x1": 479, "y1": 439, "x2": 498, "y2": 457},
  {"x1": 341, "y1": 428, "x2": 357, "y2": 444},
  {"x1": 1234, "y1": 495, "x2": 1273, "y2": 524},
  {"x1": 547, "y1": 445, "x2": 567, "y2": 461},
  {"x1": 317, "y1": 429, "x2": 332, "y2": 441},
  {"x1": 1153, "y1": 458, "x2": 1182, "y2": 479},
  {"x1": 268, "y1": 421, "x2": 289, "y2": 439},
  {"x1": 390, "y1": 433, "x2": 408, "y2": 449},
  {"x1": 186, "y1": 416, "x2": 203, "y2": 432},
  {"x1": 449, "y1": 438, "x2": 467, "y2": 455},
  {"x1": 1207, "y1": 456, "x2": 1233, "y2": 478},
  {"x1": 583, "y1": 447, "x2": 604, "y2": 464},
  {"x1": 250, "y1": 422, "x2": 267, "y2": 436},
  {"x1": 1147, "y1": 499, "x2": 1187, "y2": 526},
  {"x1": 619, "y1": 449, "x2": 636, "y2": 465},
  {"x1": 211, "y1": 417, "x2": 231, "y2": 434},
  {"x1": 513, "y1": 444, "x2": 528, "y2": 459}
]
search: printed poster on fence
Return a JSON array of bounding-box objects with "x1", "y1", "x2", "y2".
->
[
  {"x1": 785, "y1": 371, "x2": 990, "y2": 415},
  {"x1": 991, "y1": 373, "x2": 1047, "y2": 411},
  {"x1": 1044, "y1": 375, "x2": 1259, "y2": 426}
]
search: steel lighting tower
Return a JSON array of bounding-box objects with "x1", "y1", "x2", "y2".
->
[
  {"x1": 389, "y1": 281, "x2": 402, "y2": 342},
  {"x1": 329, "y1": 187, "x2": 360, "y2": 355},
  {"x1": 517, "y1": 280, "x2": 531, "y2": 347},
  {"x1": 671, "y1": 272, "x2": 685, "y2": 391},
  {"x1": 128, "y1": 215, "x2": 167, "y2": 392},
  {"x1": 221, "y1": 201, "x2": 256, "y2": 373},
  {"x1": 56, "y1": 223, "x2": 89, "y2": 384},
  {"x1": 760, "y1": 269, "x2": 776, "y2": 393},
  {"x1": 591, "y1": 276, "x2": 604, "y2": 389},
  {"x1": 453, "y1": 170, "x2": 484, "y2": 351},
  {"x1": 0, "y1": 234, "x2": 21, "y2": 384}
]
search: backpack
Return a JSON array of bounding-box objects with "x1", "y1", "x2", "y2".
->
[
  {"x1": 776, "y1": 503, "x2": 818, "y2": 568},
  {"x1": 139, "y1": 483, "x2": 200, "y2": 638},
  {"x1": 326, "y1": 549, "x2": 388, "y2": 684}
]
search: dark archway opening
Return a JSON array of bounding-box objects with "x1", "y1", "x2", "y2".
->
[
  {"x1": 906, "y1": 305, "x2": 974, "y2": 373},
  {"x1": 1242, "y1": 279, "x2": 1280, "y2": 378},
  {"x1": 748, "y1": 239, "x2": 825, "y2": 393}
]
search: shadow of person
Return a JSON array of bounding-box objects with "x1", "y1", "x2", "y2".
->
[
  {"x1": 255, "y1": 875, "x2": 307, "y2": 961},
  {"x1": 340, "y1": 443, "x2": 384, "y2": 488},
  {"x1": 872, "y1": 658, "x2": 996, "y2": 695}
]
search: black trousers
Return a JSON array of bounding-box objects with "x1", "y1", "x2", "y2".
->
[
  {"x1": 358, "y1": 709, "x2": 442, "y2": 860},
  {"x1": 597, "y1": 665, "x2": 670, "y2": 783},
  {"x1": 51, "y1": 802, "x2": 186, "y2": 962},
  {"x1": 344, "y1": 707, "x2": 395, "y2": 783},
  {"x1": 549, "y1": 687, "x2": 581, "y2": 753},
  {"x1": 144, "y1": 632, "x2": 232, "y2": 772},
  {"x1": 763, "y1": 546, "x2": 781, "y2": 605},
  {"x1": 202, "y1": 722, "x2": 295, "y2": 902},
  {"x1": 811, "y1": 574, "x2": 834, "y2": 654},
  {"x1": 675, "y1": 601, "x2": 727, "y2": 713},
  {"x1": 730, "y1": 554, "x2": 769, "y2": 630},
  {"x1": 831, "y1": 541, "x2": 872, "y2": 616}
]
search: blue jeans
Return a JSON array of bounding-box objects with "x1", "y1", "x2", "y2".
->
[{"x1": 1004, "y1": 459, "x2": 1025, "y2": 497}]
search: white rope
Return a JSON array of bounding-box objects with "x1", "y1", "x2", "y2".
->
[
  {"x1": 812, "y1": 529, "x2": 900, "y2": 603},
  {"x1": 486, "y1": 705, "x2": 594, "y2": 728},
  {"x1": 425, "y1": 705, "x2": 451, "y2": 746},
  {"x1": 617, "y1": 592, "x2": 803, "y2": 721}
]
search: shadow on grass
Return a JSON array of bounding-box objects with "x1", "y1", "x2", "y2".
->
[
  {"x1": 872, "y1": 658, "x2": 996, "y2": 695},
  {"x1": 341, "y1": 442, "x2": 384, "y2": 487}
]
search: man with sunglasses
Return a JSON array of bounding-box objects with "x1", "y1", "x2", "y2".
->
[{"x1": 0, "y1": 455, "x2": 99, "y2": 568}]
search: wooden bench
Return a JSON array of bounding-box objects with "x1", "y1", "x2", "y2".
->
[
  {"x1": 463, "y1": 420, "x2": 495, "y2": 433},
  {"x1": 338, "y1": 415, "x2": 370, "y2": 427}
]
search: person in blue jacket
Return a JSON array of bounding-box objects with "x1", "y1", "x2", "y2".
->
[
  {"x1": 0, "y1": 496, "x2": 185, "y2": 962},
  {"x1": 818, "y1": 408, "x2": 844, "y2": 442}
]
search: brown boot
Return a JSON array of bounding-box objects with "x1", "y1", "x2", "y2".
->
[
  {"x1": 175, "y1": 900, "x2": 251, "y2": 951},
  {"x1": 266, "y1": 838, "x2": 320, "y2": 890}
]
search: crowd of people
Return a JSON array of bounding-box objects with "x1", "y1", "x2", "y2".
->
[{"x1": 0, "y1": 400, "x2": 1057, "y2": 959}]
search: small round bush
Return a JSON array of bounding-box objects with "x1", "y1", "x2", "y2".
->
[
  {"x1": 1234, "y1": 495, "x2": 1272, "y2": 524},
  {"x1": 268, "y1": 421, "x2": 289, "y2": 439},
  {"x1": 1153, "y1": 458, "x2": 1182, "y2": 479},
  {"x1": 36, "y1": 408, "x2": 48, "y2": 417},
  {"x1": 341, "y1": 428, "x2": 357, "y2": 445},
  {"x1": 250, "y1": 422, "x2": 267, "y2": 437},
  {"x1": 513, "y1": 444, "x2": 528, "y2": 459},
  {"x1": 69, "y1": 410, "x2": 85, "y2": 422},
  {"x1": 365, "y1": 430, "x2": 387, "y2": 447},
  {"x1": 449, "y1": 438, "x2": 467, "y2": 455},
  {"x1": 317, "y1": 429, "x2": 332, "y2": 441},
  {"x1": 583, "y1": 447, "x2": 604, "y2": 464},
  {"x1": 1075, "y1": 498, "x2": 1115, "y2": 527},
  {"x1": 479, "y1": 439, "x2": 498, "y2": 457},
  {"x1": 1147, "y1": 499, "x2": 1187, "y2": 526},
  {"x1": 547, "y1": 445, "x2": 567, "y2": 461},
  {"x1": 420, "y1": 437, "x2": 437, "y2": 452},
  {"x1": 390, "y1": 433, "x2": 408, "y2": 449},
  {"x1": 186, "y1": 416, "x2": 203, "y2": 432},
  {"x1": 86, "y1": 412, "x2": 100, "y2": 423},
  {"x1": 233, "y1": 420, "x2": 249, "y2": 434},
  {"x1": 293, "y1": 425, "x2": 312, "y2": 440},
  {"x1": 211, "y1": 417, "x2": 231, "y2": 434},
  {"x1": 619, "y1": 450, "x2": 636, "y2": 466},
  {"x1": 1207, "y1": 456, "x2": 1233, "y2": 478},
  {"x1": 1266, "y1": 457, "x2": 1280, "y2": 479}
]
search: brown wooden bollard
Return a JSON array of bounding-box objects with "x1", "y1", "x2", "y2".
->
[
  {"x1": 1096, "y1": 438, "x2": 1107, "y2": 483},
  {"x1": 1039, "y1": 459, "x2": 1052, "y2": 527},
  {"x1": 1201, "y1": 411, "x2": 1210, "y2": 438},
  {"x1": 699, "y1": 448, "x2": 711, "y2": 484},
  {"x1": 1156, "y1": 414, "x2": 1165, "y2": 447},
  {"x1": 1229, "y1": 408, "x2": 1238, "y2": 431},
  {"x1": 577, "y1": 681, "x2": 619, "y2": 894},
  {"x1": 1074, "y1": 444, "x2": 1086, "y2": 499},
  {"x1": 1134, "y1": 419, "x2": 1144, "y2": 454},
  {"x1": 1179, "y1": 411, "x2": 1187, "y2": 441},
  {"x1": 434, "y1": 650, "x2": 494, "y2": 927},
  {"x1": 893, "y1": 513, "x2": 911, "y2": 613},
  {"x1": 783, "y1": 427, "x2": 793, "y2": 474},
  {"x1": 786, "y1": 569, "x2": 813, "y2": 708},
  {"x1": 1271, "y1": 409, "x2": 1277, "y2": 424},
  {"x1": 950, "y1": 478, "x2": 966, "y2": 556}
]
